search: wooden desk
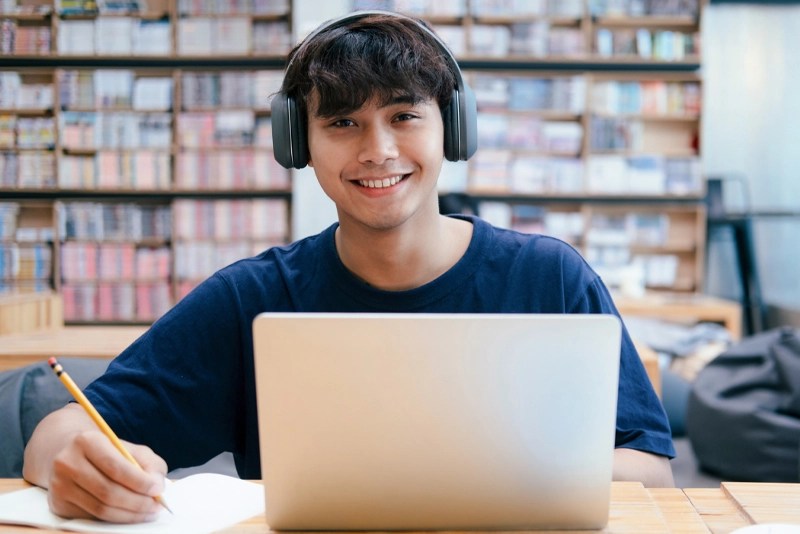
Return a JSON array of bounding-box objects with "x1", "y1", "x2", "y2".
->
[
  {"x1": 0, "y1": 326, "x2": 147, "y2": 372},
  {"x1": 1, "y1": 479, "x2": 799, "y2": 533},
  {"x1": 616, "y1": 293, "x2": 743, "y2": 341}
]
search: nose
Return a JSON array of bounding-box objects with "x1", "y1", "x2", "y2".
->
[{"x1": 358, "y1": 124, "x2": 399, "y2": 165}]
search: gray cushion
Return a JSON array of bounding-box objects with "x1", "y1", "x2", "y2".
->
[{"x1": 0, "y1": 357, "x2": 110, "y2": 477}]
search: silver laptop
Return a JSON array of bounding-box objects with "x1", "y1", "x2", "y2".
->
[{"x1": 252, "y1": 313, "x2": 621, "y2": 531}]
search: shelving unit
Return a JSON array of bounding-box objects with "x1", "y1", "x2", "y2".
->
[
  {"x1": 390, "y1": 0, "x2": 709, "y2": 294},
  {"x1": 0, "y1": 0, "x2": 293, "y2": 323},
  {"x1": 2, "y1": 0, "x2": 709, "y2": 321}
]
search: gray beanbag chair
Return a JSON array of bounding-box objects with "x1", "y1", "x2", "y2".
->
[{"x1": 686, "y1": 327, "x2": 800, "y2": 482}]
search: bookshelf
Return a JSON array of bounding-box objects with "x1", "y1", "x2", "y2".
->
[
  {"x1": 2, "y1": 0, "x2": 708, "y2": 321},
  {"x1": 0, "y1": 0, "x2": 293, "y2": 324},
  {"x1": 0, "y1": 200, "x2": 55, "y2": 294},
  {"x1": 364, "y1": 0, "x2": 708, "y2": 295}
]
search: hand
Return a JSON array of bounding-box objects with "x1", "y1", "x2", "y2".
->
[{"x1": 47, "y1": 430, "x2": 168, "y2": 523}]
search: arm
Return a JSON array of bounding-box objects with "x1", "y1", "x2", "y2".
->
[
  {"x1": 613, "y1": 448, "x2": 674, "y2": 487},
  {"x1": 23, "y1": 403, "x2": 167, "y2": 523},
  {"x1": 569, "y1": 279, "x2": 676, "y2": 482}
]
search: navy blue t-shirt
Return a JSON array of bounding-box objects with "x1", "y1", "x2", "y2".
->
[{"x1": 85, "y1": 215, "x2": 675, "y2": 478}]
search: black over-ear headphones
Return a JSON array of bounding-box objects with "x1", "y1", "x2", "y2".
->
[{"x1": 271, "y1": 10, "x2": 478, "y2": 170}]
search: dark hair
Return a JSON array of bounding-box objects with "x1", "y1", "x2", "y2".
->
[{"x1": 279, "y1": 13, "x2": 457, "y2": 120}]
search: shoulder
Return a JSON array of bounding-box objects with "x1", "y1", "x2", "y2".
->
[
  {"x1": 166, "y1": 224, "x2": 336, "y2": 321},
  {"x1": 463, "y1": 216, "x2": 610, "y2": 313}
]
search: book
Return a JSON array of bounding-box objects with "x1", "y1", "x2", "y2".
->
[
  {"x1": 18, "y1": 152, "x2": 56, "y2": 189},
  {"x1": 595, "y1": 28, "x2": 613, "y2": 57},
  {"x1": 430, "y1": 25, "x2": 466, "y2": 57},
  {"x1": 95, "y1": 17, "x2": 133, "y2": 55},
  {"x1": 132, "y1": 77, "x2": 172, "y2": 111},
  {"x1": 0, "y1": 473, "x2": 264, "y2": 534},
  {"x1": 252, "y1": 20, "x2": 292, "y2": 55},
  {"x1": 178, "y1": 17, "x2": 212, "y2": 55},
  {"x1": 132, "y1": 19, "x2": 171, "y2": 55},
  {"x1": 627, "y1": 155, "x2": 666, "y2": 194},
  {"x1": 215, "y1": 17, "x2": 250, "y2": 55},
  {"x1": 57, "y1": 20, "x2": 95, "y2": 55},
  {"x1": 509, "y1": 21, "x2": 548, "y2": 57},
  {"x1": 469, "y1": 24, "x2": 511, "y2": 57},
  {"x1": 61, "y1": 282, "x2": 97, "y2": 321},
  {"x1": 0, "y1": 153, "x2": 18, "y2": 187},
  {"x1": 477, "y1": 201, "x2": 512, "y2": 229}
]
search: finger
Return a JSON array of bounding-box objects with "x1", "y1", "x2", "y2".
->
[
  {"x1": 81, "y1": 434, "x2": 165, "y2": 497},
  {"x1": 49, "y1": 473, "x2": 160, "y2": 524},
  {"x1": 80, "y1": 434, "x2": 166, "y2": 506},
  {"x1": 126, "y1": 441, "x2": 169, "y2": 483},
  {"x1": 50, "y1": 432, "x2": 163, "y2": 522}
]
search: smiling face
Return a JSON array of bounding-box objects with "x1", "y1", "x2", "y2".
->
[
  {"x1": 278, "y1": 14, "x2": 460, "y2": 235},
  {"x1": 307, "y1": 94, "x2": 445, "y2": 233}
]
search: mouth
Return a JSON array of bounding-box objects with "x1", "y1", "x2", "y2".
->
[{"x1": 354, "y1": 174, "x2": 409, "y2": 189}]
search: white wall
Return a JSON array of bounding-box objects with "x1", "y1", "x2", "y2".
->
[{"x1": 702, "y1": 4, "x2": 800, "y2": 311}]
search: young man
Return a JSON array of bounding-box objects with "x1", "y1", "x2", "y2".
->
[{"x1": 24, "y1": 11, "x2": 675, "y2": 523}]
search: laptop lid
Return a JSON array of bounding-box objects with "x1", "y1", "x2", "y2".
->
[{"x1": 252, "y1": 313, "x2": 621, "y2": 531}]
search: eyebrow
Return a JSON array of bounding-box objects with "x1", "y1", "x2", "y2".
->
[
  {"x1": 312, "y1": 94, "x2": 426, "y2": 119},
  {"x1": 384, "y1": 94, "x2": 421, "y2": 106}
]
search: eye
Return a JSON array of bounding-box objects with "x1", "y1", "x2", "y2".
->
[
  {"x1": 330, "y1": 118, "x2": 355, "y2": 128},
  {"x1": 393, "y1": 112, "x2": 418, "y2": 122}
]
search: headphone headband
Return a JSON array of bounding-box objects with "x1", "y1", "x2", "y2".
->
[{"x1": 286, "y1": 10, "x2": 466, "y2": 92}]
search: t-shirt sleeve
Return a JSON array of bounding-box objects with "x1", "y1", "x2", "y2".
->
[
  {"x1": 83, "y1": 273, "x2": 247, "y2": 470},
  {"x1": 570, "y1": 277, "x2": 676, "y2": 459}
]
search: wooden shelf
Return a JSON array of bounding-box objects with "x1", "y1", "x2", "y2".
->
[
  {"x1": 593, "y1": 15, "x2": 698, "y2": 29},
  {"x1": 0, "y1": 12, "x2": 51, "y2": 21},
  {"x1": 464, "y1": 192, "x2": 705, "y2": 203},
  {"x1": 0, "y1": 188, "x2": 291, "y2": 199},
  {"x1": 472, "y1": 15, "x2": 582, "y2": 26}
]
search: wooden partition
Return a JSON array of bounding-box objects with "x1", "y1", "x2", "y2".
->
[{"x1": 0, "y1": 291, "x2": 63, "y2": 336}]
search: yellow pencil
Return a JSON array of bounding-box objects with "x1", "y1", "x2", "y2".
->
[{"x1": 48, "y1": 357, "x2": 173, "y2": 514}]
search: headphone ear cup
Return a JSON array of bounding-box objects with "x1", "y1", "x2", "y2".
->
[
  {"x1": 292, "y1": 102, "x2": 308, "y2": 169},
  {"x1": 442, "y1": 86, "x2": 478, "y2": 162},
  {"x1": 442, "y1": 89, "x2": 459, "y2": 162},
  {"x1": 461, "y1": 82, "x2": 478, "y2": 161},
  {"x1": 271, "y1": 92, "x2": 308, "y2": 169}
]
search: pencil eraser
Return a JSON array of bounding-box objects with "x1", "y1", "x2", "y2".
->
[{"x1": 48, "y1": 357, "x2": 57, "y2": 367}]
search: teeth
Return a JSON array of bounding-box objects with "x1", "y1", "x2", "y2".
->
[{"x1": 358, "y1": 175, "x2": 403, "y2": 188}]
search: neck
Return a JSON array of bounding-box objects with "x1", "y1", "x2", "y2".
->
[{"x1": 335, "y1": 214, "x2": 473, "y2": 291}]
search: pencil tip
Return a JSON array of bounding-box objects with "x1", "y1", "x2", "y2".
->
[{"x1": 159, "y1": 497, "x2": 174, "y2": 515}]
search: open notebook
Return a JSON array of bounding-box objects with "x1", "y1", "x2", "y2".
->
[
  {"x1": 0, "y1": 473, "x2": 263, "y2": 533},
  {"x1": 253, "y1": 312, "x2": 622, "y2": 531}
]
